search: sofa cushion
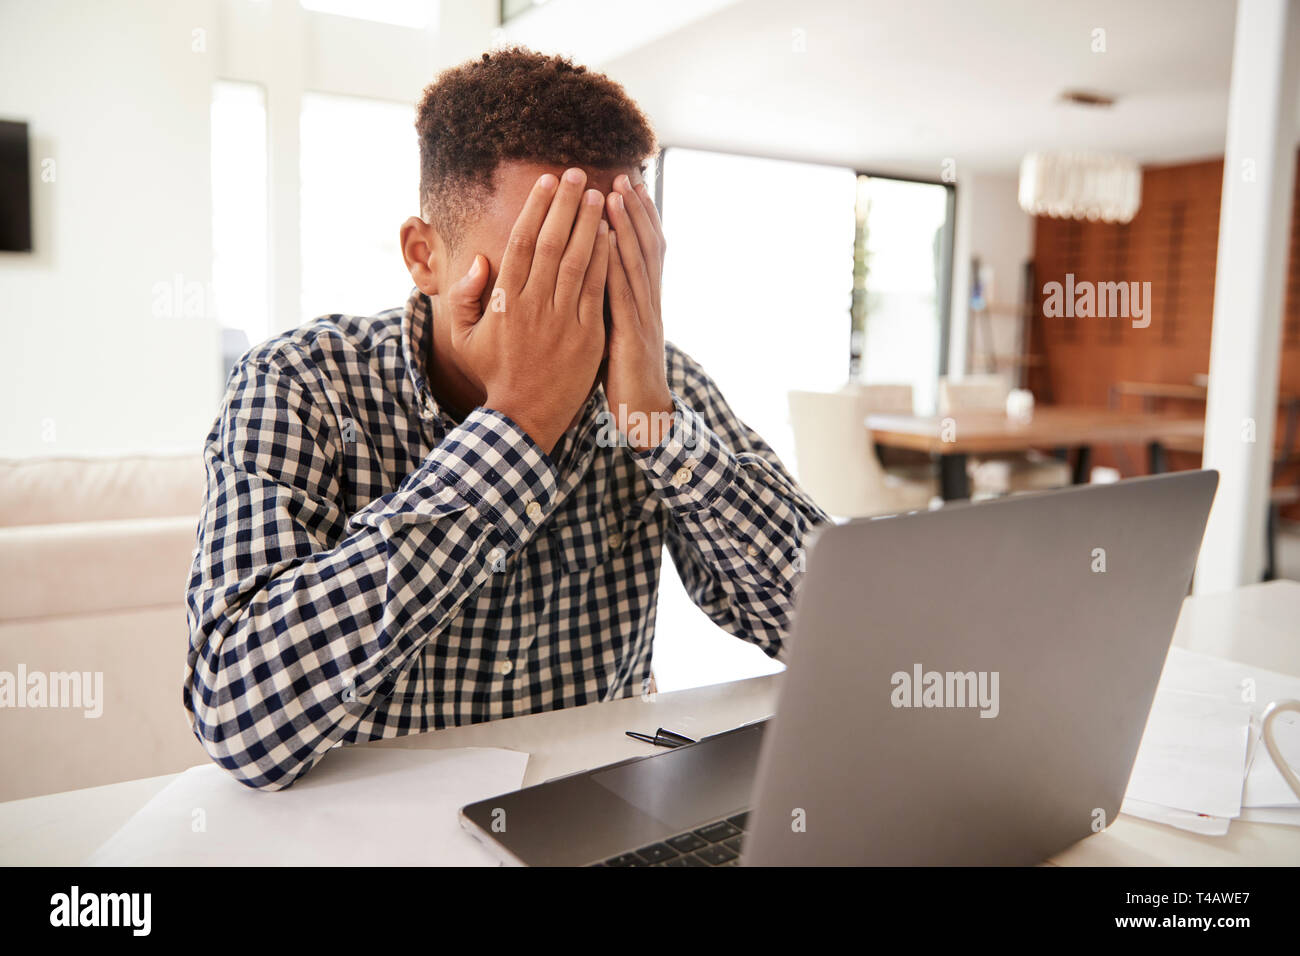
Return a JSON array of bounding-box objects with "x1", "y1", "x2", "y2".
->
[
  {"x1": 0, "y1": 454, "x2": 204, "y2": 527},
  {"x1": 0, "y1": 604, "x2": 209, "y2": 801},
  {"x1": 0, "y1": 516, "x2": 198, "y2": 622}
]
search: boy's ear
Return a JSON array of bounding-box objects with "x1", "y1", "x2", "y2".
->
[{"x1": 400, "y1": 216, "x2": 445, "y2": 296}]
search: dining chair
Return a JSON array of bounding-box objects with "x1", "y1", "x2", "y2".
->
[
  {"x1": 936, "y1": 374, "x2": 1071, "y2": 496},
  {"x1": 788, "y1": 388, "x2": 937, "y2": 518},
  {"x1": 937, "y1": 374, "x2": 1014, "y2": 415}
]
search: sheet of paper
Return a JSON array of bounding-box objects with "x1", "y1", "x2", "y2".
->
[
  {"x1": 85, "y1": 746, "x2": 529, "y2": 866},
  {"x1": 1120, "y1": 797, "x2": 1231, "y2": 836},
  {"x1": 1161, "y1": 647, "x2": 1300, "y2": 809},
  {"x1": 1123, "y1": 687, "x2": 1251, "y2": 819},
  {"x1": 1159, "y1": 647, "x2": 1300, "y2": 721}
]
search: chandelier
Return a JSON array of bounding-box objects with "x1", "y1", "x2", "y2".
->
[{"x1": 1018, "y1": 151, "x2": 1142, "y2": 223}]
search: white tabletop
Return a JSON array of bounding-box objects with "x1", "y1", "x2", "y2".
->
[
  {"x1": 1050, "y1": 579, "x2": 1300, "y2": 866},
  {"x1": 2, "y1": 581, "x2": 1297, "y2": 866}
]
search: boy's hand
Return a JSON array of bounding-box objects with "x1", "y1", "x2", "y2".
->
[
  {"x1": 445, "y1": 168, "x2": 609, "y2": 455},
  {"x1": 604, "y1": 175, "x2": 674, "y2": 452}
]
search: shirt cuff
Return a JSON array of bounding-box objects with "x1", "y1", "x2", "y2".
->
[
  {"x1": 351, "y1": 408, "x2": 558, "y2": 550},
  {"x1": 629, "y1": 394, "x2": 735, "y2": 512},
  {"x1": 428, "y1": 409, "x2": 559, "y2": 547}
]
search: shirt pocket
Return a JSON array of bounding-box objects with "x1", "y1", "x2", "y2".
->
[{"x1": 547, "y1": 497, "x2": 657, "y2": 573}]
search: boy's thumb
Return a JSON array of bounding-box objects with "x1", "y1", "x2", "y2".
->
[{"x1": 448, "y1": 254, "x2": 489, "y2": 329}]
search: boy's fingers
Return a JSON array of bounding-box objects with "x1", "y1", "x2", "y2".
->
[
  {"x1": 607, "y1": 193, "x2": 655, "y2": 319},
  {"x1": 578, "y1": 220, "x2": 610, "y2": 328},
  {"x1": 613, "y1": 176, "x2": 662, "y2": 294},
  {"x1": 498, "y1": 173, "x2": 559, "y2": 295},
  {"x1": 528, "y1": 167, "x2": 588, "y2": 292},
  {"x1": 555, "y1": 188, "x2": 606, "y2": 314},
  {"x1": 633, "y1": 180, "x2": 664, "y2": 245},
  {"x1": 606, "y1": 230, "x2": 638, "y2": 326}
]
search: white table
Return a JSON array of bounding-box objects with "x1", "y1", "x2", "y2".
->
[
  {"x1": 1051, "y1": 580, "x2": 1300, "y2": 866},
  {"x1": 2, "y1": 582, "x2": 1297, "y2": 866}
]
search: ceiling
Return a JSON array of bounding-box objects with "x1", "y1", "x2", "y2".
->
[{"x1": 512, "y1": 0, "x2": 1244, "y2": 177}]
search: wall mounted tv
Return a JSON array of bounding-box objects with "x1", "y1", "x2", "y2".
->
[{"x1": 0, "y1": 119, "x2": 33, "y2": 253}]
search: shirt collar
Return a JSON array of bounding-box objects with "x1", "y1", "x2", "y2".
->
[{"x1": 401, "y1": 287, "x2": 440, "y2": 419}]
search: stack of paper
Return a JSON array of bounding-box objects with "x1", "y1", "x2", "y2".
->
[
  {"x1": 1122, "y1": 647, "x2": 1300, "y2": 834},
  {"x1": 85, "y1": 746, "x2": 530, "y2": 866}
]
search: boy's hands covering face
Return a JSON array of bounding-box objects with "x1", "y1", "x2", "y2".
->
[
  {"x1": 439, "y1": 165, "x2": 672, "y2": 456},
  {"x1": 603, "y1": 175, "x2": 674, "y2": 452},
  {"x1": 444, "y1": 168, "x2": 609, "y2": 455}
]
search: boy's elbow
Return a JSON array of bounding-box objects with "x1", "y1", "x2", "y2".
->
[
  {"x1": 185, "y1": 686, "x2": 318, "y2": 793},
  {"x1": 196, "y1": 727, "x2": 317, "y2": 792}
]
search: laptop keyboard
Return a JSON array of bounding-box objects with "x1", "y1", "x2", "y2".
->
[{"x1": 591, "y1": 812, "x2": 749, "y2": 866}]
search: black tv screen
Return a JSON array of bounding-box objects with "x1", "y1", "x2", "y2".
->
[{"x1": 0, "y1": 119, "x2": 33, "y2": 253}]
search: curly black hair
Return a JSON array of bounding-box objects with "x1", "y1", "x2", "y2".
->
[{"x1": 416, "y1": 46, "x2": 658, "y2": 251}]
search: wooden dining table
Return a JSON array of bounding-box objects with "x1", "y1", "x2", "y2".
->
[
  {"x1": 1109, "y1": 380, "x2": 1300, "y2": 470},
  {"x1": 866, "y1": 406, "x2": 1206, "y2": 501}
]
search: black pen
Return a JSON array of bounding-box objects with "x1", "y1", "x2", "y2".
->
[{"x1": 625, "y1": 727, "x2": 697, "y2": 748}]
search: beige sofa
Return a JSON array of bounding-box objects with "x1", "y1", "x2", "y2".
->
[{"x1": 0, "y1": 454, "x2": 211, "y2": 801}]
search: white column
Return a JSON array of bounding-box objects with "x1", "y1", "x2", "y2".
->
[
  {"x1": 267, "y1": 0, "x2": 304, "y2": 332},
  {"x1": 1196, "y1": 0, "x2": 1300, "y2": 593}
]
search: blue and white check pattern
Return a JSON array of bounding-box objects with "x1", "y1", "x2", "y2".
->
[{"x1": 184, "y1": 289, "x2": 829, "y2": 790}]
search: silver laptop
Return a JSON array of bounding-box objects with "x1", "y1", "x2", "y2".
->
[{"x1": 460, "y1": 470, "x2": 1218, "y2": 866}]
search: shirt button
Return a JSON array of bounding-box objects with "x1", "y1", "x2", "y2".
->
[
  {"x1": 672, "y1": 467, "x2": 692, "y2": 488},
  {"x1": 498, "y1": 659, "x2": 513, "y2": 676},
  {"x1": 525, "y1": 501, "x2": 543, "y2": 521},
  {"x1": 608, "y1": 532, "x2": 623, "y2": 550},
  {"x1": 746, "y1": 543, "x2": 759, "y2": 558}
]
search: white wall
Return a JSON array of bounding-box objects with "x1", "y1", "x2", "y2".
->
[
  {"x1": 0, "y1": 0, "x2": 499, "y2": 460},
  {"x1": 0, "y1": 0, "x2": 223, "y2": 457},
  {"x1": 947, "y1": 171, "x2": 1034, "y2": 381}
]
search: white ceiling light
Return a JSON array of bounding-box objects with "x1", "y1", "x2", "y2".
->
[{"x1": 1018, "y1": 152, "x2": 1142, "y2": 223}]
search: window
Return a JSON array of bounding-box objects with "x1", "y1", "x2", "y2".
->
[
  {"x1": 855, "y1": 175, "x2": 952, "y2": 414},
  {"x1": 652, "y1": 149, "x2": 954, "y2": 459},
  {"x1": 649, "y1": 147, "x2": 954, "y2": 691},
  {"x1": 210, "y1": 80, "x2": 269, "y2": 353},
  {"x1": 299, "y1": 92, "x2": 420, "y2": 322},
  {"x1": 656, "y1": 147, "x2": 858, "y2": 467}
]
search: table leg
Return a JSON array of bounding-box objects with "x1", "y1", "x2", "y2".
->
[
  {"x1": 1264, "y1": 501, "x2": 1278, "y2": 582},
  {"x1": 1148, "y1": 441, "x2": 1167, "y2": 475},
  {"x1": 938, "y1": 453, "x2": 969, "y2": 501},
  {"x1": 1277, "y1": 398, "x2": 1300, "y2": 478},
  {"x1": 1072, "y1": 445, "x2": 1092, "y2": 485}
]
